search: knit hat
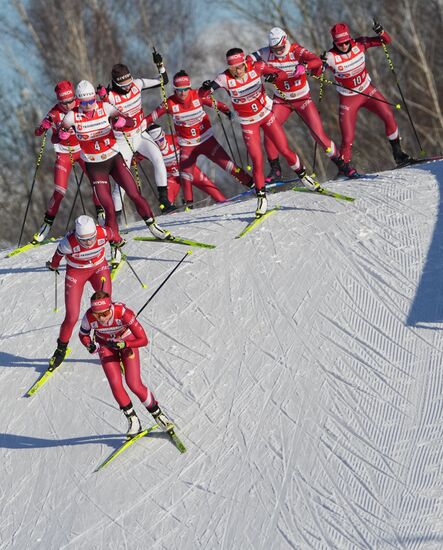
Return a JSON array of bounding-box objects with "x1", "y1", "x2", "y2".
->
[
  {"x1": 330, "y1": 22, "x2": 351, "y2": 44},
  {"x1": 55, "y1": 81, "x2": 75, "y2": 101},
  {"x1": 112, "y1": 64, "x2": 132, "y2": 84},
  {"x1": 91, "y1": 295, "x2": 112, "y2": 313}
]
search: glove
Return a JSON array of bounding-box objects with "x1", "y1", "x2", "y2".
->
[
  {"x1": 96, "y1": 84, "x2": 108, "y2": 100},
  {"x1": 113, "y1": 116, "x2": 127, "y2": 130},
  {"x1": 58, "y1": 129, "x2": 71, "y2": 141},
  {"x1": 110, "y1": 238, "x2": 126, "y2": 249},
  {"x1": 201, "y1": 80, "x2": 213, "y2": 91},
  {"x1": 46, "y1": 260, "x2": 59, "y2": 273},
  {"x1": 293, "y1": 64, "x2": 306, "y2": 78},
  {"x1": 372, "y1": 18, "x2": 383, "y2": 35},
  {"x1": 108, "y1": 340, "x2": 127, "y2": 351},
  {"x1": 224, "y1": 111, "x2": 233, "y2": 120},
  {"x1": 152, "y1": 50, "x2": 163, "y2": 66},
  {"x1": 320, "y1": 51, "x2": 327, "y2": 63},
  {"x1": 264, "y1": 73, "x2": 278, "y2": 83},
  {"x1": 35, "y1": 118, "x2": 52, "y2": 136},
  {"x1": 87, "y1": 342, "x2": 100, "y2": 354}
]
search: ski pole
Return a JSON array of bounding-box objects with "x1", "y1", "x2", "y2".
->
[
  {"x1": 65, "y1": 171, "x2": 85, "y2": 230},
  {"x1": 122, "y1": 134, "x2": 158, "y2": 212},
  {"x1": 153, "y1": 46, "x2": 182, "y2": 171},
  {"x1": 312, "y1": 69, "x2": 326, "y2": 175},
  {"x1": 123, "y1": 133, "x2": 143, "y2": 192},
  {"x1": 53, "y1": 270, "x2": 59, "y2": 312},
  {"x1": 125, "y1": 256, "x2": 147, "y2": 288},
  {"x1": 132, "y1": 155, "x2": 157, "y2": 196},
  {"x1": 18, "y1": 131, "x2": 48, "y2": 246},
  {"x1": 310, "y1": 73, "x2": 401, "y2": 108},
  {"x1": 374, "y1": 17, "x2": 425, "y2": 156},
  {"x1": 136, "y1": 250, "x2": 191, "y2": 318},
  {"x1": 230, "y1": 119, "x2": 245, "y2": 170},
  {"x1": 100, "y1": 276, "x2": 106, "y2": 291},
  {"x1": 68, "y1": 147, "x2": 86, "y2": 213},
  {"x1": 117, "y1": 185, "x2": 128, "y2": 227},
  {"x1": 153, "y1": 45, "x2": 187, "y2": 206},
  {"x1": 210, "y1": 94, "x2": 238, "y2": 164}
]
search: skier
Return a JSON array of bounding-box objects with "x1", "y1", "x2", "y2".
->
[
  {"x1": 33, "y1": 80, "x2": 104, "y2": 243},
  {"x1": 145, "y1": 70, "x2": 253, "y2": 201},
  {"x1": 97, "y1": 52, "x2": 174, "y2": 216},
  {"x1": 145, "y1": 124, "x2": 226, "y2": 207},
  {"x1": 46, "y1": 215, "x2": 119, "y2": 369},
  {"x1": 79, "y1": 290, "x2": 174, "y2": 437},
  {"x1": 58, "y1": 80, "x2": 170, "y2": 260},
  {"x1": 250, "y1": 28, "x2": 358, "y2": 179},
  {"x1": 201, "y1": 48, "x2": 320, "y2": 217},
  {"x1": 322, "y1": 21, "x2": 411, "y2": 170}
]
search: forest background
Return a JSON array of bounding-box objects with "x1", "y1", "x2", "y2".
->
[{"x1": 0, "y1": 0, "x2": 441, "y2": 245}]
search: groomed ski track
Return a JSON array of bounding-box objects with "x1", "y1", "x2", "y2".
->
[{"x1": 1, "y1": 161, "x2": 442, "y2": 549}]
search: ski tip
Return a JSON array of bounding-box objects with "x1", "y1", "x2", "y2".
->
[
  {"x1": 142, "y1": 283, "x2": 148, "y2": 289},
  {"x1": 53, "y1": 308, "x2": 59, "y2": 313},
  {"x1": 186, "y1": 249, "x2": 193, "y2": 255}
]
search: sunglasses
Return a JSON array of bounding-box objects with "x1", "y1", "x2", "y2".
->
[
  {"x1": 175, "y1": 87, "x2": 191, "y2": 92},
  {"x1": 93, "y1": 309, "x2": 111, "y2": 318},
  {"x1": 338, "y1": 41, "x2": 350, "y2": 46},
  {"x1": 80, "y1": 98, "x2": 96, "y2": 106},
  {"x1": 60, "y1": 98, "x2": 75, "y2": 105},
  {"x1": 78, "y1": 236, "x2": 96, "y2": 247}
]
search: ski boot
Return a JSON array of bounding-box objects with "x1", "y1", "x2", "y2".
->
[
  {"x1": 184, "y1": 201, "x2": 194, "y2": 212},
  {"x1": 158, "y1": 186, "x2": 176, "y2": 214},
  {"x1": 144, "y1": 217, "x2": 171, "y2": 239},
  {"x1": 331, "y1": 156, "x2": 360, "y2": 179},
  {"x1": 122, "y1": 404, "x2": 143, "y2": 439},
  {"x1": 95, "y1": 205, "x2": 106, "y2": 226},
  {"x1": 149, "y1": 404, "x2": 174, "y2": 434},
  {"x1": 49, "y1": 339, "x2": 68, "y2": 369},
  {"x1": 265, "y1": 158, "x2": 282, "y2": 184},
  {"x1": 390, "y1": 137, "x2": 412, "y2": 167},
  {"x1": 32, "y1": 215, "x2": 55, "y2": 244},
  {"x1": 255, "y1": 188, "x2": 268, "y2": 218},
  {"x1": 296, "y1": 168, "x2": 321, "y2": 190}
]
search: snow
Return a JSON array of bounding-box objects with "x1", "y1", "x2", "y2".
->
[{"x1": 1, "y1": 161, "x2": 443, "y2": 549}]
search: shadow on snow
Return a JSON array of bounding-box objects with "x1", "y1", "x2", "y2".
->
[{"x1": 407, "y1": 162, "x2": 443, "y2": 327}]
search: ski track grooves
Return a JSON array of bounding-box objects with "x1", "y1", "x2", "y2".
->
[{"x1": 1, "y1": 164, "x2": 443, "y2": 548}]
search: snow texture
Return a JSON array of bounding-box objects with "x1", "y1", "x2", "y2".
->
[{"x1": 1, "y1": 161, "x2": 443, "y2": 550}]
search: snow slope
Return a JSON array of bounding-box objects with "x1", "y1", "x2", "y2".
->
[{"x1": 1, "y1": 161, "x2": 443, "y2": 550}]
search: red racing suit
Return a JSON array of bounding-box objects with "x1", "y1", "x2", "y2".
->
[
  {"x1": 250, "y1": 44, "x2": 339, "y2": 160},
  {"x1": 206, "y1": 59, "x2": 302, "y2": 190},
  {"x1": 135, "y1": 133, "x2": 226, "y2": 203},
  {"x1": 35, "y1": 100, "x2": 100, "y2": 217},
  {"x1": 145, "y1": 89, "x2": 251, "y2": 191},
  {"x1": 79, "y1": 302, "x2": 157, "y2": 409},
  {"x1": 49, "y1": 225, "x2": 117, "y2": 343},
  {"x1": 61, "y1": 102, "x2": 154, "y2": 236},
  {"x1": 324, "y1": 31, "x2": 398, "y2": 162}
]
